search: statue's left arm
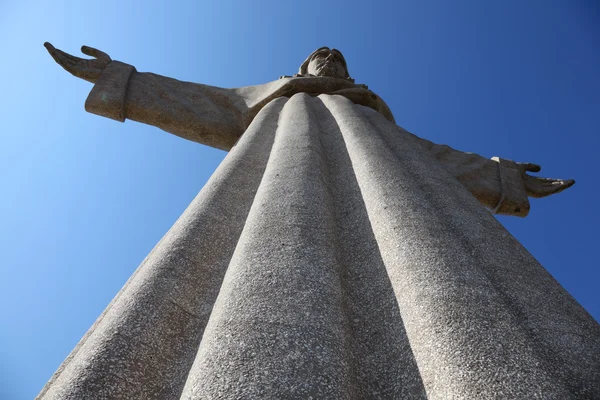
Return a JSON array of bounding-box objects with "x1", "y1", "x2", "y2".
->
[{"x1": 410, "y1": 133, "x2": 574, "y2": 217}]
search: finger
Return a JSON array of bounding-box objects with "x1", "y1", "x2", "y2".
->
[
  {"x1": 44, "y1": 42, "x2": 61, "y2": 62},
  {"x1": 535, "y1": 178, "x2": 575, "y2": 187},
  {"x1": 45, "y1": 43, "x2": 82, "y2": 68},
  {"x1": 542, "y1": 180, "x2": 574, "y2": 196},
  {"x1": 44, "y1": 42, "x2": 55, "y2": 52},
  {"x1": 61, "y1": 50, "x2": 82, "y2": 61},
  {"x1": 548, "y1": 179, "x2": 575, "y2": 190},
  {"x1": 56, "y1": 50, "x2": 82, "y2": 68},
  {"x1": 44, "y1": 42, "x2": 75, "y2": 62},
  {"x1": 81, "y1": 45, "x2": 111, "y2": 61},
  {"x1": 526, "y1": 177, "x2": 575, "y2": 198},
  {"x1": 46, "y1": 45, "x2": 74, "y2": 68},
  {"x1": 525, "y1": 163, "x2": 541, "y2": 173}
]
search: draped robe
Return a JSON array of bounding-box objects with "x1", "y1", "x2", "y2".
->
[{"x1": 38, "y1": 62, "x2": 600, "y2": 399}]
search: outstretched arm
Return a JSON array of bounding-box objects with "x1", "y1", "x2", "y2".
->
[
  {"x1": 45, "y1": 43, "x2": 248, "y2": 150},
  {"x1": 410, "y1": 133, "x2": 574, "y2": 217}
]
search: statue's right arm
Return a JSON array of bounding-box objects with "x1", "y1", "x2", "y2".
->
[{"x1": 45, "y1": 43, "x2": 248, "y2": 151}]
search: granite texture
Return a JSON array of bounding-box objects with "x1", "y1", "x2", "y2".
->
[
  {"x1": 38, "y1": 45, "x2": 595, "y2": 399},
  {"x1": 38, "y1": 98, "x2": 286, "y2": 399},
  {"x1": 324, "y1": 96, "x2": 599, "y2": 398}
]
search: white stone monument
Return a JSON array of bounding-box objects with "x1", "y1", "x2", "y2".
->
[{"x1": 39, "y1": 44, "x2": 598, "y2": 399}]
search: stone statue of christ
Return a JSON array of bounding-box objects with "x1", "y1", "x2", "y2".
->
[{"x1": 39, "y1": 43, "x2": 599, "y2": 399}]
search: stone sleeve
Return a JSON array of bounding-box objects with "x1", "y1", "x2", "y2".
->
[
  {"x1": 414, "y1": 136, "x2": 530, "y2": 217},
  {"x1": 490, "y1": 157, "x2": 530, "y2": 216},
  {"x1": 85, "y1": 61, "x2": 135, "y2": 122},
  {"x1": 84, "y1": 61, "x2": 249, "y2": 151}
]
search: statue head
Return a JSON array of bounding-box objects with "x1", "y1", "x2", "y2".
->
[{"x1": 298, "y1": 47, "x2": 353, "y2": 82}]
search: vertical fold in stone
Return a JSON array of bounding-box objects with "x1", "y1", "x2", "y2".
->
[
  {"x1": 37, "y1": 98, "x2": 287, "y2": 400},
  {"x1": 314, "y1": 94, "x2": 427, "y2": 399},
  {"x1": 361, "y1": 104, "x2": 600, "y2": 398},
  {"x1": 323, "y1": 95, "x2": 587, "y2": 399},
  {"x1": 181, "y1": 93, "x2": 353, "y2": 399}
]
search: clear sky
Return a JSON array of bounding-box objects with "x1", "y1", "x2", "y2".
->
[{"x1": 1, "y1": 1, "x2": 598, "y2": 398}]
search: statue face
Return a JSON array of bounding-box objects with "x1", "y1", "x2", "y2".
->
[{"x1": 307, "y1": 48, "x2": 348, "y2": 79}]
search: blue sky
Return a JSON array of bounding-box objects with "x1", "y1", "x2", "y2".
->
[{"x1": 1, "y1": 1, "x2": 598, "y2": 398}]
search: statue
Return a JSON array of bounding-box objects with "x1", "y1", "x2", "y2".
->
[{"x1": 39, "y1": 43, "x2": 599, "y2": 399}]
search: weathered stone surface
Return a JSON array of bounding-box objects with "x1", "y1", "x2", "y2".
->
[
  {"x1": 38, "y1": 98, "x2": 285, "y2": 399},
  {"x1": 38, "y1": 45, "x2": 594, "y2": 399},
  {"x1": 325, "y1": 96, "x2": 599, "y2": 398}
]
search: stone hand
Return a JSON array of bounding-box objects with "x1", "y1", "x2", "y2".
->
[
  {"x1": 517, "y1": 162, "x2": 575, "y2": 198},
  {"x1": 44, "y1": 42, "x2": 111, "y2": 84}
]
